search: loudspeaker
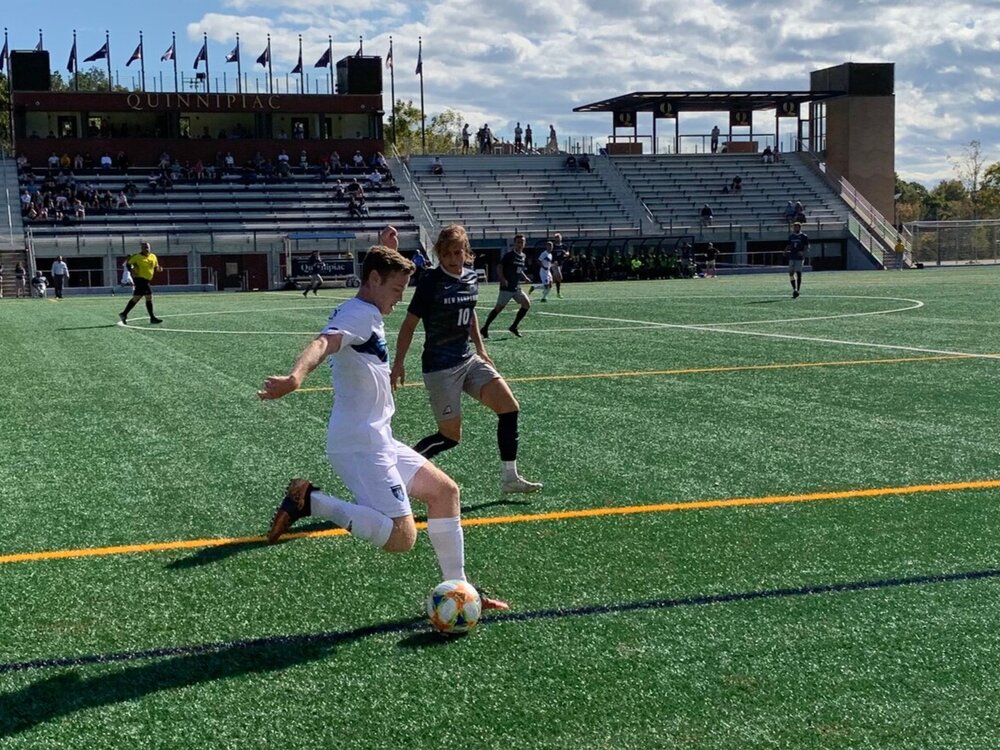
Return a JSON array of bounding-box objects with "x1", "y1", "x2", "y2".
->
[
  {"x1": 10, "y1": 51, "x2": 51, "y2": 91},
  {"x1": 336, "y1": 56, "x2": 382, "y2": 95}
]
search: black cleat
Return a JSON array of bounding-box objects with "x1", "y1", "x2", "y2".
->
[
  {"x1": 792, "y1": 290, "x2": 800, "y2": 299},
  {"x1": 480, "y1": 328, "x2": 489, "y2": 339},
  {"x1": 118, "y1": 313, "x2": 128, "y2": 325},
  {"x1": 508, "y1": 327, "x2": 522, "y2": 338},
  {"x1": 267, "y1": 479, "x2": 317, "y2": 544},
  {"x1": 150, "y1": 316, "x2": 163, "y2": 324},
  {"x1": 303, "y1": 289, "x2": 309, "y2": 297}
]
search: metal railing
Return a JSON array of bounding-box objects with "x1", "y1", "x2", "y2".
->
[{"x1": 39, "y1": 265, "x2": 216, "y2": 288}]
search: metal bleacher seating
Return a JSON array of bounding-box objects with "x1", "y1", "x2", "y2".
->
[{"x1": 18, "y1": 167, "x2": 418, "y2": 238}]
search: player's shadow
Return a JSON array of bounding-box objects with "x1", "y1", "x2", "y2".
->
[
  {"x1": 745, "y1": 299, "x2": 784, "y2": 305},
  {"x1": 164, "y1": 521, "x2": 338, "y2": 569},
  {"x1": 55, "y1": 324, "x2": 121, "y2": 330},
  {"x1": 0, "y1": 616, "x2": 423, "y2": 738}
]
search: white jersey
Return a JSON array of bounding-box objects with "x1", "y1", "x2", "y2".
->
[
  {"x1": 321, "y1": 297, "x2": 396, "y2": 453},
  {"x1": 538, "y1": 250, "x2": 552, "y2": 270}
]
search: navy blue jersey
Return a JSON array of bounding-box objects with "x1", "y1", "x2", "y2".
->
[
  {"x1": 407, "y1": 266, "x2": 480, "y2": 372},
  {"x1": 552, "y1": 244, "x2": 570, "y2": 264},
  {"x1": 499, "y1": 251, "x2": 527, "y2": 292},
  {"x1": 787, "y1": 232, "x2": 810, "y2": 260}
]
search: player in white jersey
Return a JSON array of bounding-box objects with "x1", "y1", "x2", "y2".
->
[
  {"x1": 258, "y1": 244, "x2": 509, "y2": 611},
  {"x1": 536, "y1": 242, "x2": 554, "y2": 301}
]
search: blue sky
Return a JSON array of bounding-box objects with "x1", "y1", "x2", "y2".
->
[{"x1": 5, "y1": 0, "x2": 999, "y2": 186}]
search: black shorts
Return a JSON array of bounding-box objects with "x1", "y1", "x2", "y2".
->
[{"x1": 134, "y1": 277, "x2": 153, "y2": 296}]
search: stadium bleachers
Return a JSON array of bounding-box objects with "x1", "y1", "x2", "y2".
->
[
  {"x1": 610, "y1": 153, "x2": 849, "y2": 233},
  {"x1": 17, "y1": 169, "x2": 418, "y2": 238},
  {"x1": 406, "y1": 155, "x2": 641, "y2": 237}
]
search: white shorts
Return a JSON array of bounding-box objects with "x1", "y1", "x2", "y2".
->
[
  {"x1": 327, "y1": 439, "x2": 426, "y2": 519},
  {"x1": 539, "y1": 268, "x2": 552, "y2": 286}
]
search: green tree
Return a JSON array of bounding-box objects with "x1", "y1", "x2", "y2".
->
[
  {"x1": 386, "y1": 99, "x2": 463, "y2": 155},
  {"x1": 0, "y1": 72, "x2": 10, "y2": 152},
  {"x1": 50, "y1": 68, "x2": 131, "y2": 93}
]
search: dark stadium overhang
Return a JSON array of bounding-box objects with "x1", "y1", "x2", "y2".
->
[{"x1": 573, "y1": 91, "x2": 844, "y2": 114}]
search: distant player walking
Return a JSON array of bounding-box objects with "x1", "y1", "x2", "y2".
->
[
  {"x1": 550, "y1": 233, "x2": 570, "y2": 298},
  {"x1": 479, "y1": 234, "x2": 534, "y2": 338},
  {"x1": 304, "y1": 250, "x2": 324, "y2": 296},
  {"x1": 118, "y1": 242, "x2": 163, "y2": 325},
  {"x1": 786, "y1": 222, "x2": 810, "y2": 298}
]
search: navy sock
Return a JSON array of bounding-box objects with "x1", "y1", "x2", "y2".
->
[
  {"x1": 414, "y1": 432, "x2": 459, "y2": 459},
  {"x1": 497, "y1": 411, "x2": 519, "y2": 462}
]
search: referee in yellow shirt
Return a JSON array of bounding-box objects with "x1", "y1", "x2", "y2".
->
[{"x1": 119, "y1": 242, "x2": 163, "y2": 325}]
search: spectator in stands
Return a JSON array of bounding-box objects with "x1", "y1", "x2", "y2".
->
[
  {"x1": 514, "y1": 122, "x2": 523, "y2": 153},
  {"x1": 372, "y1": 152, "x2": 388, "y2": 170},
  {"x1": 761, "y1": 145, "x2": 774, "y2": 164},
  {"x1": 783, "y1": 200, "x2": 796, "y2": 224},
  {"x1": 711, "y1": 125, "x2": 720, "y2": 153},
  {"x1": 293, "y1": 122, "x2": 305, "y2": 139},
  {"x1": 192, "y1": 159, "x2": 206, "y2": 182},
  {"x1": 357, "y1": 196, "x2": 370, "y2": 217},
  {"x1": 158, "y1": 152, "x2": 171, "y2": 170},
  {"x1": 276, "y1": 159, "x2": 291, "y2": 180},
  {"x1": 730, "y1": 175, "x2": 743, "y2": 193},
  {"x1": 83, "y1": 153, "x2": 94, "y2": 169},
  {"x1": 72, "y1": 153, "x2": 84, "y2": 170},
  {"x1": 564, "y1": 154, "x2": 577, "y2": 172},
  {"x1": 116, "y1": 151, "x2": 130, "y2": 171},
  {"x1": 347, "y1": 195, "x2": 363, "y2": 218},
  {"x1": 59, "y1": 153, "x2": 71, "y2": 169},
  {"x1": 431, "y1": 157, "x2": 444, "y2": 176},
  {"x1": 333, "y1": 179, "x2": 345, "y2": 199},
  {"x1": 123, "y1": 179, "x2": 138, "y2": 199},
  {"x1": 346, "y1": 178, "x2": 364, "y2": 199},
  {"x1": 299, "y1": 150, "x2": 309, "y2": 172},
  {"x1": 793, "y1": 200, "x2": 806, "y2": 223},
  {"x1": 73, "y1": 198, "x2": 86, "y2": 220},
  {"x1": 330, "y1": 152, "x2": 343, "y2": 172},
  {"x1": 368, "y1": 169, "x2": 383, "y2": 188},
  {"x1": 461, "y1": 124, "x2": 471, "y2": 154},
  {"x1": 700, "y1": 203, "x2": 714, "y2": 227},
  {"x1": 32, "y1": 270, "x2": 48, "y2": 298},
  {"x1": 578, "y1": 154, "x2": 592, "y2": 173},
  {"x1": 50, "y1": 256, "x2": 70, "y2": 299},
  {"x1": 48, "y1": 152, "x2": 60, "y2": 169},
  {"x1": 16, "y1": 153, "x2": 29, "y2": 172},
  {"x1": 224, "y1": 152, "x2": 236, "y2": 174},
  {"x1": 20, "y1": 190, "x2": 31, "y2": 214},
  {"x1": 352, "y1": 150, "x2": 365, "y2": 168},
  {"x1": 116, "y1": 190, "x2": 131, "y2": 210},
  {"x1": 99, "y1": 152, "x2": 112, "y2": 170},
  {"x1": 14, "y1": 262, "x2": 27, "y2": 298},
  {"x1": 524, "y1": 124, "x2": 533, "y2": 152},
  {"x1": 318, "y1": 160, "x2": 332, "y2": 182}
]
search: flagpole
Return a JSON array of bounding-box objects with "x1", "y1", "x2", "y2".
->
[
  {"x1": 72, "y1": 29, "x2": 78, "y2": 91},
  {"x1": 389, "y1": 36, "x2": 396, "y2": 146},
  {"x1": 235, "y1": 33, "x2": 242, "y2": 93},
  {"x1": 359, "y1": 35, "x2": 363, "y2": 57},
  {"x1": 38, "y1": 29, "x2": 43, "y2": 51},
  {"x1": 203, "y1": 33, "x2": 210, "y2": 93},
  {"x1": 418, "y1": 36, "x2": 425, "y2": 154},
  {"x1": 139, "y1": 31, "x2": 145, "y2": 92},
  {"x1": 172, "y1": 32, "x2": 178, "y2": 92},
  {"x1": 327, "y1": 35, "x2": 333, "y2": 95},
  {"x1": 105, "y1": 30, "x2": 111, "y2": 92},
  {"x1": 267, "y1": 35, "x2": 272, "y2": 94},
  {"x1": 297, "y1": 34, "x2": 304, "y2": 93}
]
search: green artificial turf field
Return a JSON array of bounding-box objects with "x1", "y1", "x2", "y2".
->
[{"x1": 3, "y1": 268, "x2": 1000, "y2": 748}]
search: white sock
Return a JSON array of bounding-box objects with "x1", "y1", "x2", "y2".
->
[
  {"x1": 542, "y1": 287, "x2": 550, "y2": 299},
  {"x1": 426, "y1": 516, "x2": 466, "y2": 581},
  {"x1": 502, "y1": 460, "x2": 518, "y2": 480},
  {"x1": 311, "y1": 491, "x2": 393, "y2": 547}
]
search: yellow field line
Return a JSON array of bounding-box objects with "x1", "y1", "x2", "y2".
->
[
  {"x1": 295, "y1": 353, "x2": 974, "y2": 392},
  {"x1": 3, "y1": 478, "x2": 1000, "y2": 566}
]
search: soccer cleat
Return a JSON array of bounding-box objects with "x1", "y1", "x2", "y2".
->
[
  {"x1": 792, "y1": 290, "x2": 800, "y2": 299},
  {"x1": 118, "y1": 313, "x2": 128, "y2": 325},
  {"x1": 501, "y1": 475, "x2": 543, "y2": 494},
  {"x1": 557, "y1": 292, "x2": 563, "y2": 299},
  {"x1": 150, "y1": 317, "x2": 163, "y2": 324},
  {"x1": 480, "y1": 328, "x2": 489, "y2": 339},
  {"x1": 470, "y1": 584, "x2": 510, "y2": 611},
  {"x1": 303, "y1": 289, "x2": 309, "y2": 297},
  {"x1": 526, "y1": 286, "x2": 534, "y2": 296},
  {"x1": 267, "y1": 478, "x2": 317, "y2": 544},
  {"x1": 540, "y1": 298, "x2": 548, "y2": 302},
  {"x1": 508, "y1": 327, "x2": 522, "y2": 338}
]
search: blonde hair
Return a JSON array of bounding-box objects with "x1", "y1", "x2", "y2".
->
[{"x1": 431, "y1": 224, "x2": 475, "y2": 266}]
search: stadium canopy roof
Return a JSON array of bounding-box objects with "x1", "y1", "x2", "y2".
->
[{"x1": 573, "y1": 90, "x2": 844, "y2": 114}]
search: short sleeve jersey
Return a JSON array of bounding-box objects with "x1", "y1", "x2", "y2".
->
[
  {"x1": 320, "y1": 297, "x2": 396, "y2": 451},
  {"x1": 787, "y1": 232, "x2": 810, "y2": 260},
  {"x1": 127, "y1": 252, "x2": 159, "y2": 281},
  {"x1": 407, "y1": 266, "x2": 479, "y2": 373},
  {"x1": 552, "y1": 244, "x2": 570, "y2": 264},
  {"x1": 706, "y1": 246, "x2": 719, "y2": 261},
  {"x1": 499, "y1": 250, "x2": 526, "y2": 292},
  {"x1": 538, "y1": 250, "x2": 553, "y2": 270}
]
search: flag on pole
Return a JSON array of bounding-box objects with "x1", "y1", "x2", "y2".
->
[
  {"x1": 67, "y1": 40, "x2": 77, "y2": 73},
  {"x1": 385, "y1": 45, "x2": 392, "y2": 69},
  {"x1": 126, "y1": 42, "x2": 142, "y2": 67},
  {"x1": 0, "y1": 39, "x2": 8, "y2": 72},
  {"x1": 84, "y1": 42, "x2": 108, "y2": 63},
  {"x1": 314, "y1": 48, "x2": 331, "y2": 68},
  {"x1": 256, "y1": 44, "x2": 270, "y2": 67},
  {"x1": 35, "y1": 39, "x2": 43, "y2": 52},
  {"x1": 355, "y1": 45, "x2": 362, "y2": 57},
  {"x1": 161, "y1": 42, "x2": 175, "y2": 61},
  {"x1": 225, "y1": 44, "x2": 239, "y2": 63},
  {"x1": 193, "y1": 41, "x2": 207, "y2": 69},
  {"x1": 415, "y1": 49, "x2": 422, "y2": 75},
  {"x1": 291, "y1": 51, "x2": 302, "y2": 74}
]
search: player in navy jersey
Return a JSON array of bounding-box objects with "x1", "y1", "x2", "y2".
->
[
  {"x1": 785, "y1": 222, "x2": 810, "y2": 298},
  {"x1": 479, "y1": 233, "x2": 534, "y2": 338},
  {"x1": 391, "y1": 225, "x2": 542, "y2": 495},
  {"x1": 550, "y1": 232, "x2": 570, "y2": 298}
]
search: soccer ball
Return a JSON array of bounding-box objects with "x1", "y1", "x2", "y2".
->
[{"x1": 426, "y1": 579, "x2": 482, "y2": 635}]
